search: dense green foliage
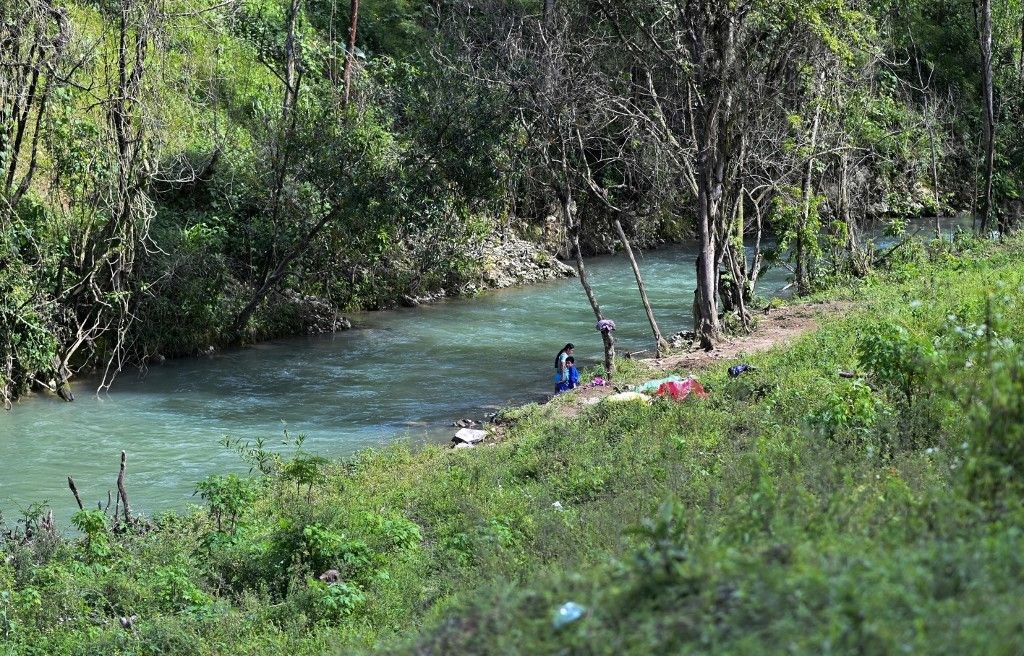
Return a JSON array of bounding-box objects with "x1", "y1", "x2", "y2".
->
[
  {"x1": 3, "y1": 0, "x2": 1024, "y2": 401},
  {"x1": 3, "y1": 236, "x2": 1024, "y2": 653},
  {"x1": 0, "y1": 0, "x2": 512, "y2": 402},
  {"x1": 3, "y1": 1, "x2": 1024, "y2": 647}
]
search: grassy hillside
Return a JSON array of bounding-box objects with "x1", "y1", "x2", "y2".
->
[{"x1": 3, "y1": 233, "x2": 1024, "y2": 654}]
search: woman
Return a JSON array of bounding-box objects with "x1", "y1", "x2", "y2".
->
[{"x1": 553, "y1": 343, "x2": 575, "y2": 392}]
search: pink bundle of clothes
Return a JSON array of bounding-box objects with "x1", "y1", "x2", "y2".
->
[{"x1": 655, "y1": 378, "x2": 708, "y2": 401}]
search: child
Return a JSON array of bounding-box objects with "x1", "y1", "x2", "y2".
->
[
  {"x1": 566, "y1": 356, "x2": 580, "y2": 390},
  {"x1": 555, "y1": 357, "x2": 580, "y2": 394}
]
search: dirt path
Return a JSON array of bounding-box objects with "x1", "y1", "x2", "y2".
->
[
  {"x1": 649, "y1": 299, "x2": 852, "y2": 372},
  {"x1": 556, "y1": 300, "x2": 853, "y2": 416},
  {"x1": 473, "y1": 299, "x2": 851, "y2": 442}
]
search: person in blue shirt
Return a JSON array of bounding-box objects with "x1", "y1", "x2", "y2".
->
[
  {"x1": 555, "y1": 356, "x2": 581, "y2": 394},
  {"x1": 566, "y1": 356, "x2": 580, "y2": 389},
  {"x1": 554, "y1": 343, "x2": 575, "y2": 392}
]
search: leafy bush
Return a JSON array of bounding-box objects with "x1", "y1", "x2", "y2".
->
[
  {"x1": 808, "y1": 379, "x2": 883, "y2": 443},
  {"x1": 857, "y1": 321, "x2": 939, "y2": 404},
  {"x1": 962, "y1": 343, "x2": 1024, "y2": 506},
  {"x1": 150, "y1": 563, "x2": 213, "y2": 613},
  {"x1": 299, "y1": 579, "x2": 366, "y2": 624},
  {"x1": 194, "y1": 474, "x2": 257, "y2": 532},
  {"x1": 301, "y1": 524, "x2": 372, "y2": 579},
  {"x1": 69, "y1": 509, "x2": 111, "y2": 562}
]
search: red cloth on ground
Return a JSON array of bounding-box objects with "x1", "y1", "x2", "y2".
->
[{"x1": 655, "y1": 379, "x2": 708, "y2": 401}]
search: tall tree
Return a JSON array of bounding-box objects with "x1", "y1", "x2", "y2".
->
[
  {"x1": 0, "y1": 0, "x2": 69, "y2": 218},
  {"x1": 976, "y1": 0, "x2": 996, "y2": 234},
  {"x1": 342, "y1": 0, "x2": 359, "y2": 106}
]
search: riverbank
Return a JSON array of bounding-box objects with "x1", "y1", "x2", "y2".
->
[
  {"x1": 4, "y1": 233, "x2": 1024, "y2": 654},
  {"x1": 1, "y1": 232, "x2": 575, "y2": 408},
  {"x1": 490, "y1": 299, "x2": 854, "y2": 430},
  {"x1": 397, "y1": 234, "x2": 576, "y2": 307}
]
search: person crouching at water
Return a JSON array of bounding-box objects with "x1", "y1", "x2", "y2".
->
[
  {"x1": 565, "y1": 356, "x2": 580, "y2": 390},
  {"x1": 555, "y1": 357, "x2": 581, "y2": 394},
  {"x1": 554, "y1": 343, "x2": 575, "y2": 392},
  {"x1": 556, "y1": 356, "x2": 581, "y2": 394}
]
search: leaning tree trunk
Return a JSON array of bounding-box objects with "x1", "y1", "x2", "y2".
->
[
  {"x1": 746, "y1": 191, "x2": 765, "y2": 301},
  {"x1": 282, "y1": 0, "x2": 301, "y2": 116},
  {"x1": 613, "y1": 219, "x2": 668, "y2": 355},
  {"x1": 928, "y1": 117, "x2": 942, "y2": 239},
  {"x1": 922, "y1": 94, "x2": 943, "y2": 238},
  {"x1": 562, "y1": 192, "x2": 614, "y2": 376},
  {"x1": 1019, "y1": 6, "x2": 1024, "y2": 76}
]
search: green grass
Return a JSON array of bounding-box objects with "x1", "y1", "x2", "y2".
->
[{"x1": 4, "y1": 236, "x2": 1024, "y2": 654}]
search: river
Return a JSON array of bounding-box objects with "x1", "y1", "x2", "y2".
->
[{"x1": 1, "y1": 220, "x2": 956, "y2": 522}]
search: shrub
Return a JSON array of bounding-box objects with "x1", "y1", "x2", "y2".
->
[
  {"x1": 194, "y1": 474, "x2": 257, "y2": 532},
  {"x1": 962, "y1": 348, "x2": 1024, "y2": 506},
  {"x1": 150, "y1": 563, "x2": 213, "y2": 613},
  {"x1": 300, "y1": 579, "x2": 366, "y2": 624},
  {"x1": 857, "y1": 321, "x2": 939, "y2": 405},
  {"x1": 69, "y1": 509, "x2": 111, "y2": 562},
  {"x1": 301, "y1": 524, "x2": 372, "y2": 580},
  {"x1": 808, "y1": 379, "x2": 882, "y2": 444}
]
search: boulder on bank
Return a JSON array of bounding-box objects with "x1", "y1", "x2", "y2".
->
[{"x1": 452, "y1": 428, "x2": 487, "y2": 445}]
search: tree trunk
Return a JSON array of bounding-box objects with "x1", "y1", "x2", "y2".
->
[
  {"x1": 747, "y1": 192, "x2": 764, "y2": 300},
  {"x1": 694, "y1": 113, "x2": 721, "y2": 349},
  {"x1": 725, "y1": 244, "x2": 750, "y2": 331},
  {"x1": 796, "y1": 91, "x2": 822, "y2": 295},
  {"x1": 1019, "y1": 6, "x2": 1024, "y2": 75},
  {"x1": 116, "y1": 450, "x2": 131, "y2": 524},
  {"x1": 342, "y1": 0, "x2": 359, "y2": 107},
  {"x1": 283, "y1": 0, "x2": 301, "y2": 116},
  {"x1": 977, "y1": 0, "x2": 996, "y2": 234},
  {"x1": 234, "y1": 0, "x2": 309, "y2": 335},
  {"x1": 613, "y1": 218, "x2": 668, "y2": 355},
  {"x1": 231, "y1": 207, "x2": 340, "y2": 336},
  {"x1": 562, "y1": 192, "x2": 614, "y2": 376},
  {"x1": 694, "y1": 245, "x2": 718, "y2": 350},
  {"x1": 839, "y1": 150, "x2": 866, "y2": 276},
  {"x1": 927, "y1": 106, "x2": 942, "y2": 238}
]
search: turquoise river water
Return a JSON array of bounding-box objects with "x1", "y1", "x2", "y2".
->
[{"x1": 3, "y1": 219, "x2": 955, "y2": 522}]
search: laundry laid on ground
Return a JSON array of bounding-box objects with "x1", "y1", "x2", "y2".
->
[
  {"x1": 626, "y1": 374, "x2": 710, "y2": 402},
  {"x1": 605, "y1": 391, "x2": 652, "y2": 404},
  {"x1": 452, "y1": 428, "x2": 487, "y2": 445},
  {"x1": 634, "y1": 375, "x2": 684, "y2": 393},
  {"x1": 654, "y1": 378, "x2": 708, "y2": 401}
]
